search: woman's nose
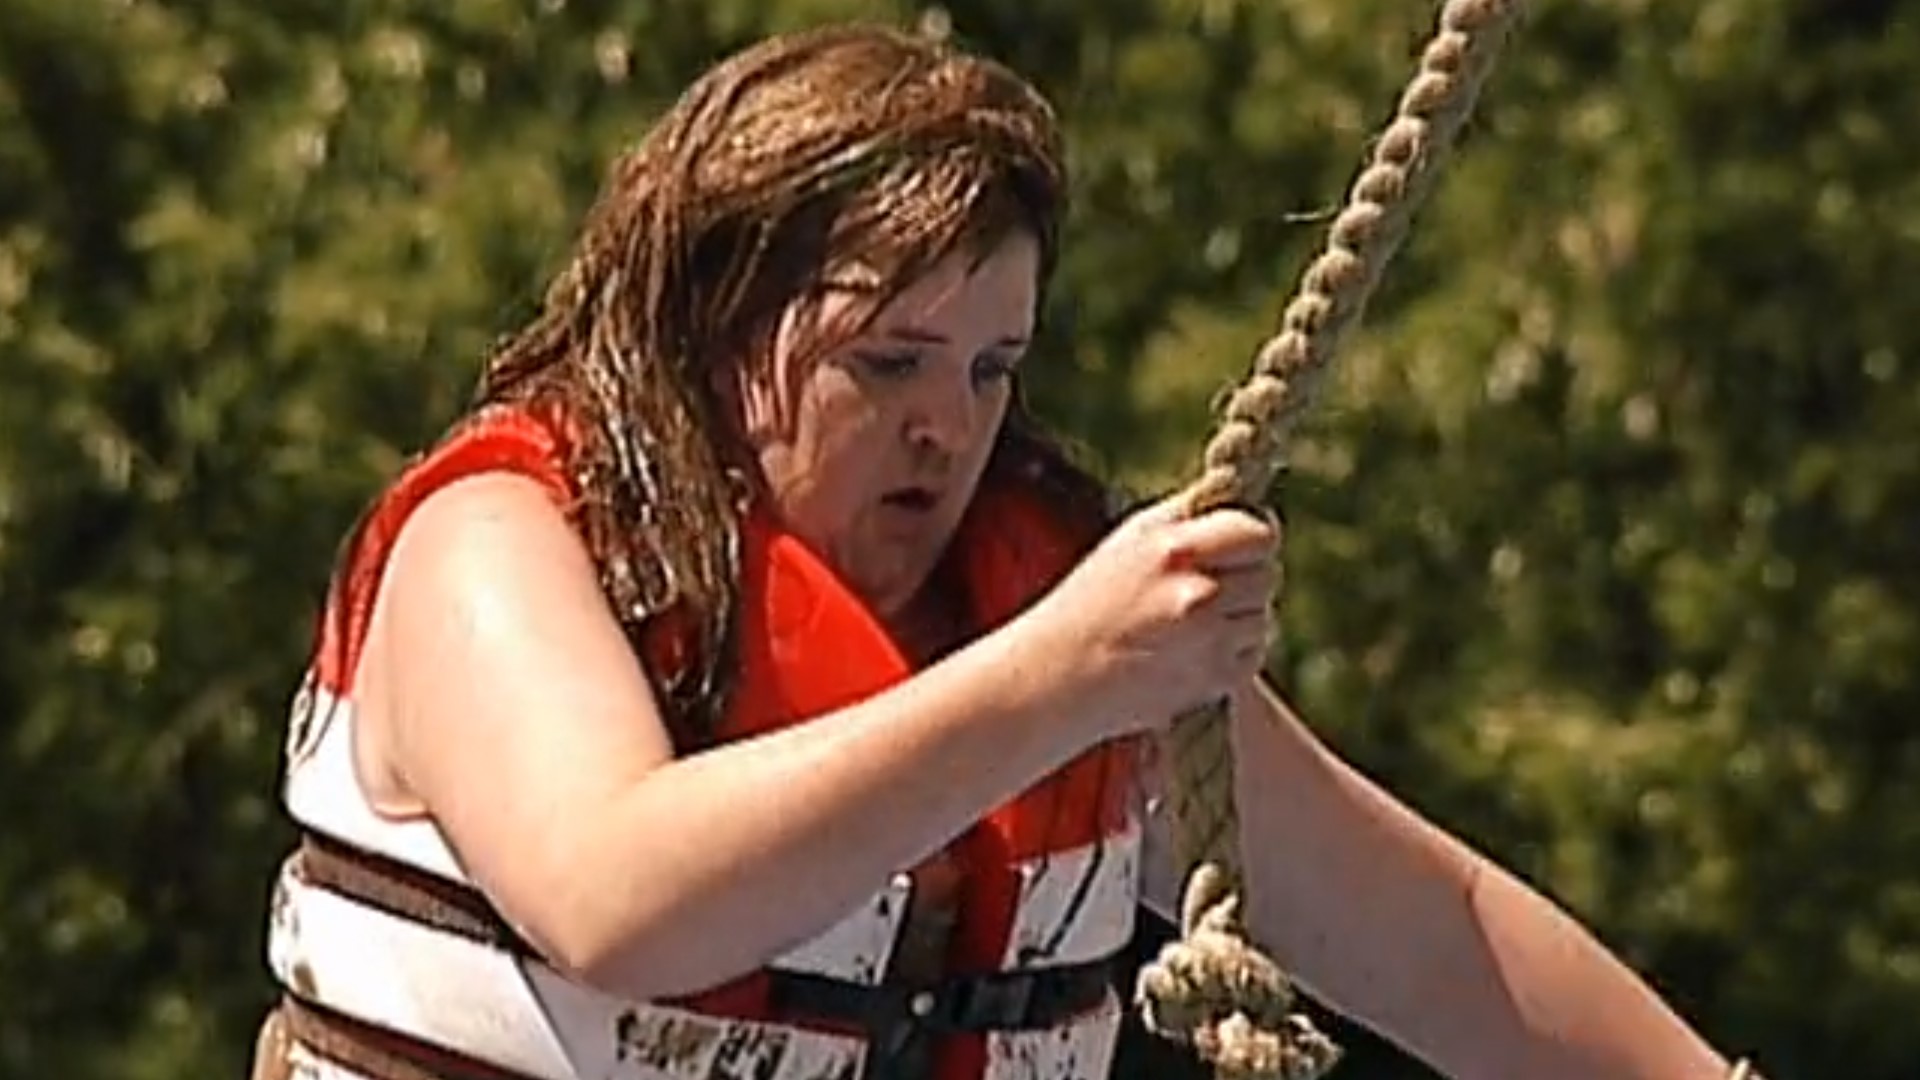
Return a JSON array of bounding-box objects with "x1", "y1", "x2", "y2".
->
[{"x1": 905, "y1": 377, "x2": 977, "y2": 456}]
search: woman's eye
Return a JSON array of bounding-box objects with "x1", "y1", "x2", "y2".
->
[
  {"x1": 856, "y1": 351, "x2": 922, "y2": 379},
  {"x1": 972, "y1": 354, "x2": 1019, "y2": 385}
]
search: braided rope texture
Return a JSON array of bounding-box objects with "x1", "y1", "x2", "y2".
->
[{"x1": 1136, "y1": 3, "x2": 1528, "y2": 1075}]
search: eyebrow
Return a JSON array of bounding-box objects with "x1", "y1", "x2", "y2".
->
[{"x1": 882, "y1": 325, "x2": 1031, "y2": 349}]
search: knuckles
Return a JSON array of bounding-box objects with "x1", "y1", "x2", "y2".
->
[
  {"x1": 1168, "y1": 574, "x2": 1220, "y2": 618},
  {"x1": 1146, "y1": 527, "x2": 1190, "y2": 572}
]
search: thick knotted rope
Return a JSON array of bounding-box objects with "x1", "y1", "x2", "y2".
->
[{"x1": 1135, "y1": 2, "x2": 1528, "y2": 1076}]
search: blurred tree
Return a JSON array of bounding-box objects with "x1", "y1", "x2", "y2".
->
[{"x1": 2, "y1": 0, "x2": 1913, "y2": 1077}]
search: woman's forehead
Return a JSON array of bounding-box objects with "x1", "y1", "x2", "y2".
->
[{"x1": 862, "y1": 238, "x2": 1040, "y2": 341}]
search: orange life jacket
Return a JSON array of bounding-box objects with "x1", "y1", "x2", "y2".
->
[{"x1": 272, "y1": 404, "x2": 1142, "y2": 1080}]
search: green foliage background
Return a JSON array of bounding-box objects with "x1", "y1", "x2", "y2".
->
[{"x1": 3, "y1": 1, "x2": 1914, "y2": 1076}]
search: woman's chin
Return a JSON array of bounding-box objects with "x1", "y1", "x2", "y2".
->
[
  {"x1": 851, "y1": 564, "x2": 936, "y2": 625},
  {"x1": 859, "y1": 578, "x2": 918, "y2": 623}
]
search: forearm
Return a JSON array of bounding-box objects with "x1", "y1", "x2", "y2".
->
[
  {"x1": 556, "y1": 616, "x2": 1103, "y2": 999},
  {"x1": 1441, "y1": 856, "x2": 1731, "y2": 1078},
  {"x1": 1234, "y1": 685, "x2": 1730, "y2": 1078}
]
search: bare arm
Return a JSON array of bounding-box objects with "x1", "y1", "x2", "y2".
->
[
  {"x1": 358, "y1": 474, "x2": 1107, "y2": 999},
  {"x1": 356, "y1": 476, "x2": 1274, "y2": 1003},
  {"x1": 1180, "y1": 679, "x2": 1733, "y2": 1078}
]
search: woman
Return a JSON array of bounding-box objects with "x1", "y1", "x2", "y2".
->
[{"x1": 254, "y1": 22, "x2": 1755, "y2": 1080}]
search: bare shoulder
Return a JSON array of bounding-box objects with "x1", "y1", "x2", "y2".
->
[
  {"x1": 384, "y1": 470, "x2": 606, "y2": 618},
  {"x1": 370, "y1": 468, "x2": 677, "y2": 778},
  {"x1": 353, "y1": 469, "x2": 677, "y2": 915}
]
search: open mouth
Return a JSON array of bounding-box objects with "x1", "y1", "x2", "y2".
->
[{"x1": 881, "y1": 486, "x2": 941, "y2": 512}]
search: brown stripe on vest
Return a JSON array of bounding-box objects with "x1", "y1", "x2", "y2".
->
[
  {"x1": 294, "y1": 829, "x2": 968, "y2": 979},
  {"x1": 267, "y1": 834, "x2": 551, "y2": 1080},
  {"x1": 297, "y1": 831, "x2": 538, "y2": 955},
  {"x1": 275, "y1": 994, "x2": 540, "y2": 1080}
]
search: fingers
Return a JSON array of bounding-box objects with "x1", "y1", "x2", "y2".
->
[
  {"x1": 1135, "y1": 490, "x2": 1280, "y2": 535},
  {"x1": 1170, "y1": 555, "x2": 1276, "y2": 668},
  {"x1": 1213, "y1": 565, "x2": 1278, "y2": 620},
  {"x1": 1129, "y1": 490, "x2": 1198, "y2": 528},
  {"x1": 1221, "y1": 607, "x2": 1277, "y2": 683},
  {"x1": 1159, "y1": 508, "x2": 1280, "y2": 618},
  {"x1": 1123, "y1": 491, "x2": 1285, "y2": 673},
  {"x1": 1168, "y1": 506, "x2": 1281, "y2": 572},
  {"x1": 1231, "y1": 633, "x2": 1276, "y2": 671},
  {"x1": 1162, "y1": 553, "x2": 1275, "y2": 617}
]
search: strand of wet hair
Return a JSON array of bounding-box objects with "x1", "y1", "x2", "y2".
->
[{"x1": 1136, "y1": 3, "x2": 1529, "y2": 1076}]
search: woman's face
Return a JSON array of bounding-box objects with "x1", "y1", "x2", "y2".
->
[{"x1": 730, "y1": 232, "x2": 1039, "y2": 621}]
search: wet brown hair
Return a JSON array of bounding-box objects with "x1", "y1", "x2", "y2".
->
[{"x1": 468, "y1": 23, "x2": 1109, "y2": 747}]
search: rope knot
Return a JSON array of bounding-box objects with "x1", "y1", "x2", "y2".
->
[{"x1": 1135, "y1": 864, "x2": 1342, "y2": 1080}]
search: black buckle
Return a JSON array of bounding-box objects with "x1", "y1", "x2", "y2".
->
[
  {"x1": 867, "y1": 986, "x2": 940, "y2": 1080},
  {"x1": 946, "y1": 973, "x2": 1036, "y2": 1030},
  {"x1": 766, "y1": 958, "x2": 1114, "y2": 1079}
]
